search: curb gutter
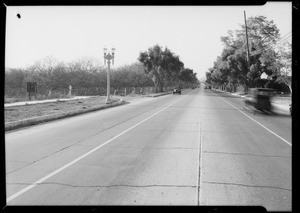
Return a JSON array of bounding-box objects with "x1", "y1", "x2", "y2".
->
[
  {"x1": 146, "y1": 91, "x2": 173, "y2": 97},
  {"x1": 5, "y1": 96, "x2": 94, "y2": 108},
  {"x1": 146, "y1": 89, "x2": 191, "y2": 97},
  {"x1": 5, "y1": 99, "x2": 127, "y2": 132}
]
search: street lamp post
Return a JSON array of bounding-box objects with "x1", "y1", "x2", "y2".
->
[{"x1": 103, "y1": 47, "x2": 115, "y2": 103}]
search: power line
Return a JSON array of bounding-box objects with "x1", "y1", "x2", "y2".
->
[
  {"x1": 277, "y1": 32, "x2": 292, "y2": 44},
  {"x1": 251, "y1": 35, "x2": 291, "y2": 56},
  {"x1": 254, "y1": 31, "x2": 291, "y2": 48},
  {"x1": 249, "y1": 30, "x2": 291, "y2": 56},
  {"x1": 275, "y1": 32, "x2": 292, "y2": 46},
  {"x1": 280, "y1": 31, "x2": 291, "y2": 40},
  {"x1": 275, "y1": 36, "x2": 291, "y2": 46}
]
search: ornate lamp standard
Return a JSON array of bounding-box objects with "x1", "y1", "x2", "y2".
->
[{"x1": 103, "y1": 47, "x2": 115, "y2": 103}]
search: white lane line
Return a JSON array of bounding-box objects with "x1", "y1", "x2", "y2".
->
[
  {"x1": 7, "y1": 89, "x2": 196, "y2": 203},
  {"x1": 217, "y1": 94, "x2": 291, "y2": 146}
]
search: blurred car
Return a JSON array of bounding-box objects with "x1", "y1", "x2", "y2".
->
[
  {"x1": 173, "y1": 87, "x2": 181, "y2": 95},
  {"x1": 244, "y1": 88, "x2": 275, "y2": 112},
  {"x1": 244, "y1": 94, "x2": 253, "y2": 104},
  {"x1": 289, "y1": 104, "x2": 292, "y2": 116}
]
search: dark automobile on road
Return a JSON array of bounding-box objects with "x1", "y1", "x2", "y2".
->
[
  {"x1": 244, "y1": 88, "x2": 275, "y2": 112},
  {"x1": 173, "y1": 88, "x2": 181, "y2": 95}
]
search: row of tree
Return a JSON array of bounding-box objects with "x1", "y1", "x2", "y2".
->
[
  {"x1": 138, "y1": 44, "x2": 199, "y2": 92},
  {"x1": 205, "y1": 16, "x2": 292, "y2": 94},
  {"x1": 5, "y1": 56, "x2": 154, "y2": 97},
  {"x1": 5, "y1": 45, "x2": 199, "y2": 98}
]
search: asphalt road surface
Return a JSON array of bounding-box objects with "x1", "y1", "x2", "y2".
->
[{"x1": 5, "y1": 87, "x2": 292, "y2": 210}]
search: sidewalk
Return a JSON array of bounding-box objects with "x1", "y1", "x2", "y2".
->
[
  {"x1": 4, "y1": 96, "x2": 94, "y2": 108},
  {"x1": 4, "y1": 91, "x2": 174, "y2": 108},
  {"x1": 4, "y1": 92, "x2": 172, "y2": 108},
  {"x1": 146, "y1": 91, "x2": 173, "y2": 97}
]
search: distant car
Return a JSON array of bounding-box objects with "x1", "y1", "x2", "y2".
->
[
  {"x1": 173, "y1": 88, "x2": 181, "y2": 95},
  {"x1": 204, "y1": 86, "x2": 207, "y2": 89}
]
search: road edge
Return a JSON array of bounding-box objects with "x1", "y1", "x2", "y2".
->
[
  {"x1": 145, "y1": 91, "x2": 173, "y2": 97},
  {"x1": 145, "y1": 89, "x2": 190, "y2": 97}
]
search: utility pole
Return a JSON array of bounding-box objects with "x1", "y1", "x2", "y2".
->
[
  {"x1": 244, "y1": 10, "x2": 251, "y2": 65},
  {"x1": 244, "y1": 11, "x2": 251, "y2": 92}
]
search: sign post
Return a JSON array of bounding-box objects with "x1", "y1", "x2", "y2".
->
[{"x1": 27, "y1": 82, "x2": 37, "y2": 101}]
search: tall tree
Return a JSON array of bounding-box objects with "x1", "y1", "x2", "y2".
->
[
  {"x1": 263, "y1": 41, "x2": 292, "y2": 93},
  {"x1": 138, "y1": 44, "x2": 185, "y2": 92},
  {"x1": 5, "y1": 68, "x2": 26, "y2": 89},
  {"x1": 209, "y1": 16, "x2": 282, "y2": 90},
  {"x1": 111, "y1": 63, "x2": 154, "y2": 88},
  {"x1": 245, "y1": 16, "x2": 280, "y2": 87}
]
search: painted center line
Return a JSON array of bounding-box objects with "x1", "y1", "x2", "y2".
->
[
  {"x1": 197, "y1": 88, "x2": 204, "y2": 205},
  {"x1": 7, "y1": 89, "x2": 197, "y2": 203}
]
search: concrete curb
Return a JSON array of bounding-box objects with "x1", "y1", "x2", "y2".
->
[
  {"x1": 5, "y1": 99, "x2": 127, "y2": 132},
  {"x1": 146, "y1": 89, "x2": 191, "y2": 97},
  {"x1": 145, "y1": 91, "x2": 173, "y2": 97},
  {"x1": 5, "y1": 96, "x2": 95, "y2": 108}
]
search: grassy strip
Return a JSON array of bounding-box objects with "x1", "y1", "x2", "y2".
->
[
  {"x1": 4, "y1": 92, "x2": 173, "y2": 128},
  {"x1": 4, "y1": 96, "x2": 119, "y2": 123},
  {"x1": 4, "y1": 97, "x2": 129, "y2": 131}
]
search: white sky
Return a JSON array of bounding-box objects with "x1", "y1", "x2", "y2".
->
[{"x1": 5, "y1": 2, "x2": 291, "y2": 79}]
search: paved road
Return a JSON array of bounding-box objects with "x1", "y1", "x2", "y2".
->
[{"x1": 5, "y1": 87, "x2": 291, "y2": 210}]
